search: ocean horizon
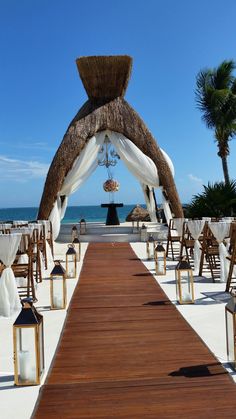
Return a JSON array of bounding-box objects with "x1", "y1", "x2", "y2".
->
[{"x1": 0, "y1": 204, "x2": 146, "y2": 224}]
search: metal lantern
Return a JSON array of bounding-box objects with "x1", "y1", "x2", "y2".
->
[
  {"x1": 79, "y1": 218, "x2": 86, "y2": 235},
  {"x1": 73, "y1": 237, "x2": 81, "y2": 262},
  {"x1": 225, "y1": 288, "x2": 236, "y2": 370},
  {"x1": 154, "y1": 243, "x2": 166, "y2": 275},
  {"x1": 175, "y1": 258, "x2": 194, "y2": 304},
  {"x1": 13, "y1": 299, "x2": 44, "y2": 386},
  {"x1": 50, "y1": 261, "x2": 67, "y2": 310},
  {"x1": 146, "y1": 234, "x2": 156, "y2": 260},
  {"x1": 71, "y1": 225, "x2": 79, "y2": 242},
  {"x1": 66, "y1": 244, "x2": 77, "y2": 278},
  {"x1": 140, "y1": 223, "x2": 147, "y2": 242}
]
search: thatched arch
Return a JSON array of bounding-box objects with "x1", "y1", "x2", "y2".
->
[{"x1": 38, "y1": 55, "x2": 183, "y2": 220}]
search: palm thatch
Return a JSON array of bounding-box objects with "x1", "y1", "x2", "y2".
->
[
  {"x1": 38, "y1": 55, "x2": 183, "y2": 220},
  {"x1": 126, "y1": 205, "x2": 150, "y2": 222}
]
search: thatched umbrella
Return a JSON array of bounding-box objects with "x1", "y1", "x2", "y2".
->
[
  {"x1": 38, "y1": 55, "x2": 183, "y2": 220},
  {"x1": 126, "y1": 205, "x2": 151, "y2": 222}
]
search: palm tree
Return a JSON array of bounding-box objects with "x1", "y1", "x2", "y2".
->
[
  {"x1": 185, "y1": 181, "x2": 236, "y2": 218},
  {"x1": 195, "y1": 60, "x2": 236, "y2": 184}
]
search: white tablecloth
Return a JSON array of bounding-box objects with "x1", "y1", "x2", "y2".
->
[{"x1": 0, "y1": 234, "x2": 22, "y2": 317}]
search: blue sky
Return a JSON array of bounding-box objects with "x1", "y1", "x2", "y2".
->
[{"x1": 0, "y1": 0, "x2": 236, "y2": 208}]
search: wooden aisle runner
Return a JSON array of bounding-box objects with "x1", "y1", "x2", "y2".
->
[{"x1": 34, "y1": 243, "x2": 236, "y2": 418}]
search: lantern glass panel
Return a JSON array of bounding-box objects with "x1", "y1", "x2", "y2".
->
[
  {"x1": 15, "y1": 327, "x2": 37, "y2": 384},
  {"x1": 226, "y1": 310, "x2": 235, "y2": 365},
  {"x1": 177, "y1": 271, "x2": 193, "y2": 303},
  {"x1": 156, "y1": 254, "x2": 165, "y2": 275},
  {"x1": 51, "y1": 276, "x2": 65, "y2": 309}
]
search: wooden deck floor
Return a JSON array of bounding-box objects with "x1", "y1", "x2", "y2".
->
[{"x1": 34, "y1": 243, "x2": 236, "y2": 418}]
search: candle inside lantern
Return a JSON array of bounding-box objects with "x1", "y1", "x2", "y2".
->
[
  {"x1": 157, "y1": 259, "x2": 164, "y2": 274},
  {"x1": 181, "y1": 292, "x2": 192, "y2": 302},
  {"x1": 53, "y1": 294, "x2": 63, "y2": 309},
  {"x1": 19, "y1": 350, "x2": 36, "y2": 381},
  {"x1": 19, "y1": 350, "x2": 30, "y2": 381}
]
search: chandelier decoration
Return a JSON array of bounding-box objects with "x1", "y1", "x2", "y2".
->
[
  {"x1": 98, "y1": 135, "x2": 120, "y2": 202},
  {"x1": 98, "y1": 135, "x2": 120, "y2": 168}
]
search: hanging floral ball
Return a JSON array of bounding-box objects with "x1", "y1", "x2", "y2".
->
[{"x1": 103, "y1": 179, "x2": 120, "y2": 192}]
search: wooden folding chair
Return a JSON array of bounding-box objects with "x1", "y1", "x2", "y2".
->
[
  {"x1": 12, "y1": 233, "x2": 36, "y2": 301},
  {"x1": 199, "y1": 223, "x2": 221, "y2": 282},
  {"x1": 180, "y1": 222, "x2": 195, "y2": 267},
  {"x1": 226, "y1": 223, "x2": 236, "y2": 292},
  {"x1": 166, "y1": 219, "x2": 182, "y2": 260}
]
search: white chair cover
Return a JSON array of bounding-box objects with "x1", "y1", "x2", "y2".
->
[
  {"x1": 208, "y1": 222, "x2": 231, "y2": 282},
  {"x1": 173, "y1": 218, "x2": 185, "y2": 237},
  {"x1": 0, "y1": 234, "x2": 22, "y2": 317},
  {"x1": 187, "y1": 220, "x2": 205, "y2": 273}
]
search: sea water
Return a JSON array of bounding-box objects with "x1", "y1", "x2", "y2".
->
[{"x1": 0, "y1": 205, "x2": 145, "y2": 224}]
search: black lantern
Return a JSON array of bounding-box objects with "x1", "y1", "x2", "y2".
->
[
  {"x1": 71, "y1": 225, "x2": 79, "y2": 242},
  {"x1": 73, "y1": 237, "x2": 81, "y2": 262},
  {"x1": 225, "y1": 288, "x2": 236, "y2": 370},
  {"x1": 66, "y1": 244, "x2": 77, "y2": 278},
  {"x1": 50, "y1": 261, "x2": 67, "y2": 310},
  {"x1": 146, "y1": 234, "x2": 156, "y2": 260},
  {"x1": 154, "y1": 242, "x2": 166, "y2": 275},
  {"x1": 13, "y1": 299, "x2": 44, "y2": 386},
  {"x1": 175, "y1": 258, "x2": 194, "y2": 304},
  {"x1": 140, "y1": 223, "x2": 147, "y2": 242}
]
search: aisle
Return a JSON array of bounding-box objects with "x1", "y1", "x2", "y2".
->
[{"x1": 34, "y1": 243, "x2": 236, "y2": 418}]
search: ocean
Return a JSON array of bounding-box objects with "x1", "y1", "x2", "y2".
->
[{"x1": 0, "y1": 205, "x2": 145, "y2": 224}]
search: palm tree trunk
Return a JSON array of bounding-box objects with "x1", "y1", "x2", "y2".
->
[{"x1": 221, "y1": 155, "x2": 230, "y2": 185}]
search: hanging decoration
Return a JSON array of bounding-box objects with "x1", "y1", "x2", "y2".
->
[{"x1": 103, "y1": 179, "x2": 120, "y2": 192}]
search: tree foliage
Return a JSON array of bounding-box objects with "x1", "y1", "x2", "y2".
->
[{"x1": 185, "y1": 180, "x2": 236, "y2": 218}]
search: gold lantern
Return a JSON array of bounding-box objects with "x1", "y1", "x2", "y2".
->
[
  {"x1": 13, "y1": 299, "x2": 44, "y2": 386},
  {"x1": 50, "y1": 261, "x2": 67, "y2": 310},
  {"x1": 79, "y1": 218, "x2": 86, "y2": 235},
  {"x1": 154, "y1": 242, "x2": 166, "y2": 275},
  {"x1": 73, "y1": 237, "x2": 81, "y2": 262},
  {"x1": 225, "y1": 288, "x2": 236, "y2": 370},
  {"x1": 175, "y1": 258, "x2": 194, "y2": 304},
  {"x1": 66, "y1": 244, "x2": 77, "y2": 278},
  {"x1": 146, "y1": 234, "x2": 156, "y2": 260}
]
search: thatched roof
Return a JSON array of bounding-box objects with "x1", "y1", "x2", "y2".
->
[
  {"x1": 38, "y1": 56, "x2": 183, "y2": 220},
  {"x1": 126, "y1": 205, "x2": 151, "y2": 222}
]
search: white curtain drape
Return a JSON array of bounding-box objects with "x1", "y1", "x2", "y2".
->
[
  {"x1": 48, "y1": 130, "x2": 176, "y2": 238},
  {"x1": 187, "y1": 220, "x2": 205, "y2": 273},
  {"x1": 162, "y1": 194, "x2": 173, "y2": 225},
  {"x1": 141, "y1": 184, "x2": 157, "y2": 222},
  {"x1": 208, "y1": 222, "x2": 231, "y2": 282},
  {"x1": 0, "y1": 234, "x2": 22, "y2": 317},
  {"x1": 109, "y1": 132, "x2": 160, "y2": 187}
]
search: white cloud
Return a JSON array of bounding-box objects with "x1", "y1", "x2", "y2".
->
[
  {"x1": 0, "y1": 155, "x2": 49, "y2": 182},
  {"x1": 188, "y1": 173, "x2": 202, "y2": 183}
]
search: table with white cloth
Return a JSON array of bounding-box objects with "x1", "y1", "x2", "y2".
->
[
  {"x1": 208, "y1": 222, "x2": 231, "y2": 282},
  {"x1": 0, "y1": 234, "x2": 22, "y2": 317}
]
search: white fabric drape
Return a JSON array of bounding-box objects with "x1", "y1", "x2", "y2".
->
[
  {"x1": 141, "y1": 184, "x2": 157, "y2": 222},
  {"x1": 209, "y1": 222, "x2": 231, "y2": 282},
  {"x1": 187, "y1": 220, "x2": 205, "y2": 273},
  {"x1": 162, "y1": 194, "x2": 172, "y2": 225},
  {"x1": 109, "y1": 132, "x2": 159, "y2": 188},
  {"x1": 48, "y1": 130, "x2": 176, "y2": 239},
  {"x1": 0, "y1": 234, "x2": 22, "y2": 317},
  {"x1": 49, "y1": 134, "x2": 104, "y2": 239}
]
